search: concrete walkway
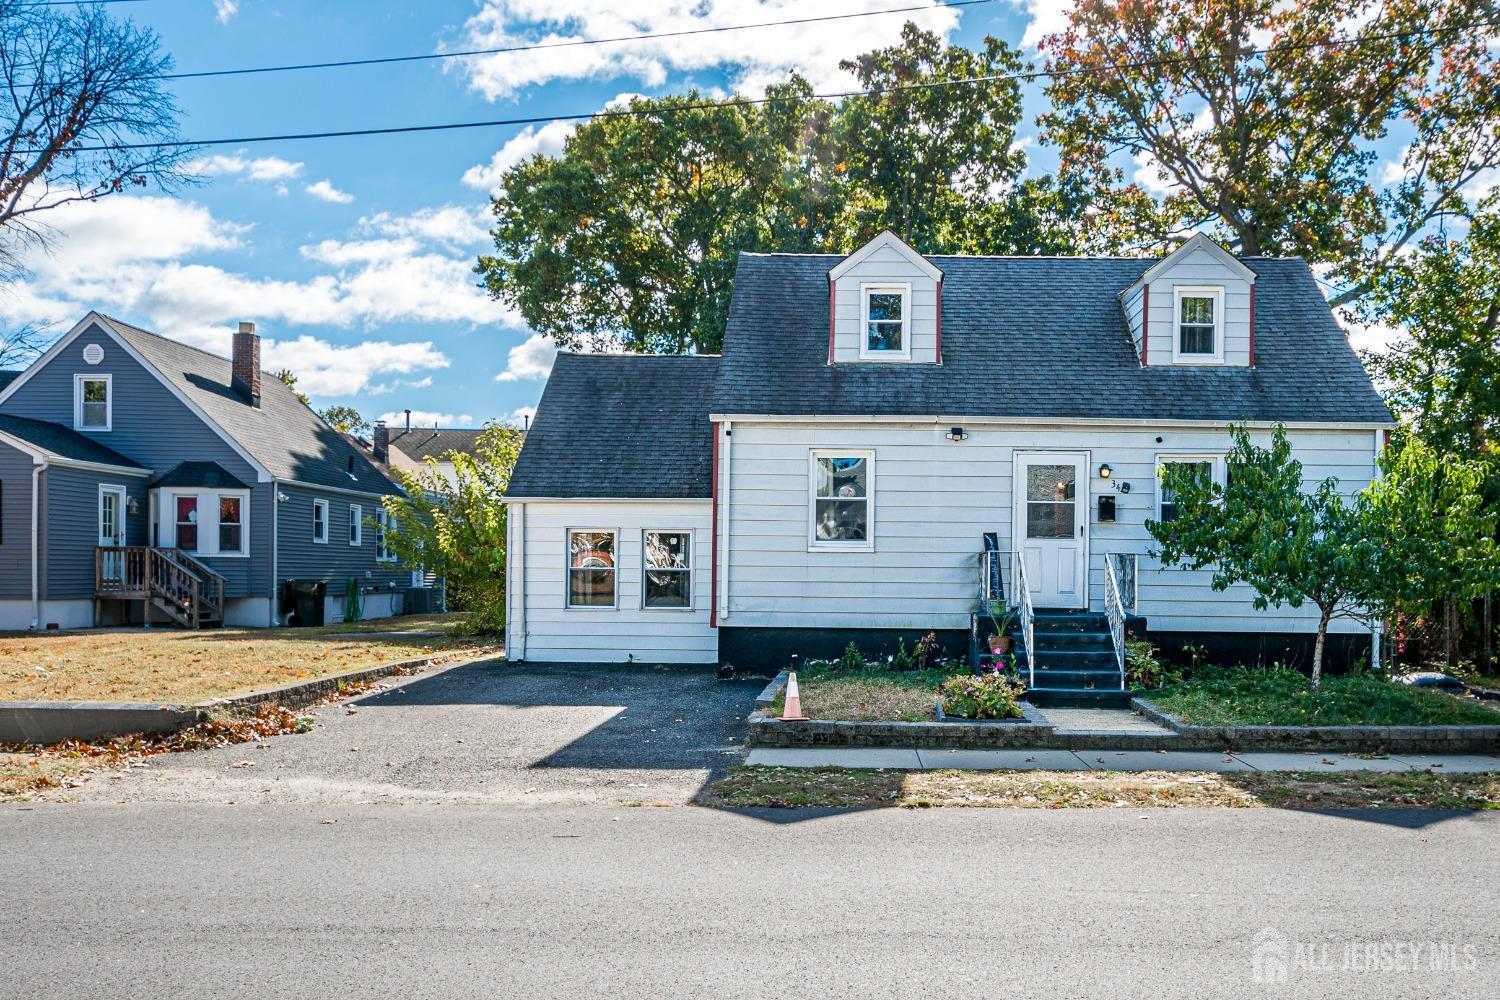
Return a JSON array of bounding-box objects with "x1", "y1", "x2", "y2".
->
[{"x1": 745, "y1": 747, "x2": 1500, "y2": 773}]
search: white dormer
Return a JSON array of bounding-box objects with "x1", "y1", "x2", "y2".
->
[
  {"x1": 1121, "y1": 233, "x2": 1257, "y2": 368},
  {"x1": 828, "y1": 231, "x2": 944, "y2": 365}
]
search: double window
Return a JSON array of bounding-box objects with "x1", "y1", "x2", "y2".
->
[
  {"x1": 859, "y1": 284, "x2": 910, "y2": 358},
  {"x1": 1156, "y1": 455, "x2": 1224, "y2": 523},
  {"x1": 1173, "y1": 286, "x2": 1224, "y2": 363},
  {"x1": 567, "y1": 529, "x2": 617, "y2": 608},
  {"x1": 163, "y1": 490, "x2": 249, "y2": 555},
  {"x1": 810, "y1": 450, "x2": 874, "y2": 549},
  {"x1": 73, "y1": 374, "x2": 111, "y2": 431}
]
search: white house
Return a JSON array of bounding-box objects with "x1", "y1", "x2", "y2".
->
[{"x1": 502, "y1": 233, "x2": 1393, "y2": 696}]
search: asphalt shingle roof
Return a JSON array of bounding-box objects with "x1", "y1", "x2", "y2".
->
[
  {"x1": 96, "y1": 316, "x2": 402, "y2": 496},
  {"x1": 386, "y1": 427, "x2": 485, "y2": 461},
  {"x1": 507, "y1": 353, "x2": 720, "y2": 499},
  {"x1": 151, "y1": 461, "x2": 250, "y2": 490},
  {"x1": 0, "y1": 414, "x2": 145, "y2": 468},
  {"x1": 712, "y1": 254, "x2": 1393, "y2": 424}
]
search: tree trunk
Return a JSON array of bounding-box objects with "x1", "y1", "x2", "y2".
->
[
  {"x1": 1445, "y1": 596, "x2": 1458, "y2": 666},
  {"x1": 1483, "y1": 592, "x2": 1493, "y2": 674},
  {"x1": 1311, "y1": 608, "x2": 1330, "y2": 691}
]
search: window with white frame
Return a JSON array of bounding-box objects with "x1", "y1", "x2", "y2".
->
[
  {"x1": 348, "y1": 504, "x2": 362, "y2": 546},
  {"x1": 312, "y1": 498, "x2": 328, "y2": 544},
  {"x1": 859, "y1": 284, "x2": 910, "y2": 358},
  {"x1": 161, "y1": 490, "x2": 249, "y2": 555},
  {"x1": 1173, "y1": 286, "x2": 1224, "y2": 362},
  {"x1": 642, "y1": 530, "x2": 692, "y2": 609},
  {"x1": 376, "y1": 507, "x2": 396, "y2": 562},
  {"x1": 74, "y1": 374, "x2": 111, "y2": 431},
  {"x1": 810, "y1": 451, "x2": 873, "y2": 548},
  {"x1": 1156, "y1": 455, "x2": 1224, "y2": 523},
  {"x1": 567, "y1": 529, "x2": 617, "y2": 608}
]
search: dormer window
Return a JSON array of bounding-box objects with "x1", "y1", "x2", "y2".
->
[
  {"x1": 1173, "y1": 286, "x2": 1224, "y2": 364},
  {"x1": 860, "y1": 283, "x2": 911, "y2": 359}
]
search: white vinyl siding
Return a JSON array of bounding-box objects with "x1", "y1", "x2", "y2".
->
[
  {"x1": 832, "y1": 244, "x2": 939, "y2": 364},
  {"x1": 722, "y1": 421, "x2": 1378, "y2": 635},
  {"x1": 1140, "y1": 245, "x2": 1253, "y2": 367},
  {"x1": 513, "y1": 501, "x2": 715, "y2": 662}
]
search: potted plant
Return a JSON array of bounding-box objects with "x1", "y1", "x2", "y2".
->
[{"x1": 985, "y1": 599, "x2": 1016, "y2": 654}]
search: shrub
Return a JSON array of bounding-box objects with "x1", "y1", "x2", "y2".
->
[
  {"x1": 834, "y1": 641, "x2": 866, "y2": 673},
  {"x1": 1125, "y1": 638, "x2": 1180, "y2": 689},
  {"x1": 938, "y1": 673, "x2": 1025, "y2": 720},
  {"x1": 915, "y1": 631, "x2": 940, "y2": 670},
  {"x1": 890, "y1": 637, "x2": 916, "y2": 671}
]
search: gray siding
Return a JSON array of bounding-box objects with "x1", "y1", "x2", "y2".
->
[
  {"x1": 274, "y1": 483, "x2": 407, "y2": 599},
  {"x1": 0, "y1": 441, "x2": 35, "y2": 599},
  {"x1": 2, "y1": 322, "x2": 272, "y2": 597},
  {"x1": 831, "y1": 241, "x2": 941, "y2": 364},
  {"x1": 41, "y1": 466, "x2": 148, "y2": 600}
]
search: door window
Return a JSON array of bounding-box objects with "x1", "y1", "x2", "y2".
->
[{"x1": 1025, "y1": 463, "x2": 1076, "y2": 539}]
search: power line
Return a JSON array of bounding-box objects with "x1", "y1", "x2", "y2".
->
[
  {"x1": 46, "y1": 16, "x2": 1500, "y2": 152},
  {"x1": 163, "y1": 0, "x2": 999, "y2": 80}
]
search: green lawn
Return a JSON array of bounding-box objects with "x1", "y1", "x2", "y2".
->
[
  {"x1": 1145, "y1": 666, "x2": 1500, "y2": 727},
  {"x1": 767, "y1": 666, "x2": 954, "y2": 722}
]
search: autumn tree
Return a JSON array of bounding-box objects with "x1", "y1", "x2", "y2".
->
[
  {"x1": 0, "y1": 0, "x2": 188, "y2": 278},
  {"x1": 1040, "y1": 0, "x2": 1500, "y2": 302}
]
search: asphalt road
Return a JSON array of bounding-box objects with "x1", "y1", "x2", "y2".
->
[{"x1": 2, "y1": 802, "x2": 1495, "y2": 999}]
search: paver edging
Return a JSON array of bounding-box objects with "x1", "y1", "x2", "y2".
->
[
  {"x1": 752, "y1": 670, "x2": 789, "y2": 712},
  {"x1": 1131, "y1": 696, "x2": 1500, "y2": 753}
]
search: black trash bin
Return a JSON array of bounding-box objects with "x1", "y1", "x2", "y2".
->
[{"x1": 280, "y1": 580, "x2": 327, "y2": 627}]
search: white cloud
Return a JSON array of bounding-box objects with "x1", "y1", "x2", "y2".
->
[
  {"x1": 1131, "y1": 150, "x2": 1182, "y2": 196},
  {"x1": 452, "y1": 1, "x2": 962, "y2": 101},
  {"x1": 190, "y1": 153, "x2": 304, "y2": 182},
  {"x1": 494, "y1": 332, "x2": 557, "y2": 381},
  {"x1": 463, "y1": 119, "x2": 579, "y2": 193},
  {"x1": 506, "y1": 406, "x2": 538, "y2": 428},
  {"x1": 214, "y1": 0, "x2": 239, "y2": 24},
  {"x1": 360, "y1": 205, "x2": 491, "y2": 247},
  {"x1": 1010, "y1": 0, "x2": 1077, "y2": 51},
  {"x1": 306, "y1": 180, "x2": 355, "y2": 204},
  {"x1": 1341, "y1": 317, "x2": 1404, "y2": 356},
  {"x1": 377, "y1": 410, "x2": 476, "y2": 428},
  {"x1": 265, "y1": 337, "x2": 449, "y2": 398}
]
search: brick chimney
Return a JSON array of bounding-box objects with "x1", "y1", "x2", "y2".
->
[
  {"x1": 231, "y1": 321, "x2": 261, "y2": 407},
  {"x1": 373, "y1": 420, "x2": 389, "y2": 463}
]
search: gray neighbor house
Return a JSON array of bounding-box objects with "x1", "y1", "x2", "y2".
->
[{"x1": 0, "y1": 312, "x2": 424, "y2": 630}]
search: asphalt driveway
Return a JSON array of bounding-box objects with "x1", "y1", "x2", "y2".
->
[{"x1": 73, "y1": 658, "x2": 765, "y2": 806}]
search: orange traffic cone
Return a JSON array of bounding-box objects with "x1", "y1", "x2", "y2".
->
[{"x1": 780, "y1": 671, "x2": 808, "y2": 721}]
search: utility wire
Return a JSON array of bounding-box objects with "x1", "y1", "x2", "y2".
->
[
  {"x1": 162, "y1": 0, "x2": 1000, "y2": 80},
  {"x1": 43, "y1": 16, "x2": 1500, "y2": 152}
]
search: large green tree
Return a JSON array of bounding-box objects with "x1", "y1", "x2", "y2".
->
[{"x1": 1040, "y1": 0, "x2": 1500, "y2": 303}]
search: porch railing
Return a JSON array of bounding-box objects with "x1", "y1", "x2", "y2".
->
[
  {"x1": 96, "y1": 546, "x2": 225, "y2": 627},
  {"x1": 1103, "y1": 552, "x2": 1129, "y2": 689},
  {"x1": 1014, "y1": 552, "x2": 1035, "y2": 689}
]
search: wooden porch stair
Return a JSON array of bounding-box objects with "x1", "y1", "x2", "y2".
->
[{"x1": 96, "y1": 546, "x2": 226, "y2": 629}]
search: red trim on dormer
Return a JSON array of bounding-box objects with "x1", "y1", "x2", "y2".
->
[
  {"x1": 709, "y1": 422, "x2": 719, "y2": 628},
  {"x1": 1141, "y1": 283, "x2": 1150, "y2": 366},
  {"x1": 1249, "y1": 282, "x2": 1257, "y2": 368},
  {"x1": 935, "y1": 277, "x2": 944, "y2": 365},
  {"x1": 827, "y1": 277, "x2": 835, "y2": 365}
]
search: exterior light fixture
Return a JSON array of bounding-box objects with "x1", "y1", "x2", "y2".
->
[
  {"x1": 1099, "y1": 464, "x2": 1112, "y2": 479},
  {"x1": 276, "y1": 491, "x2": 290, "y2": 503},
  {"x1": 946, "y1": 426, "x2": 968, "y2": 442},
  {"x1": 126, "y1": 496, "x2": 140, "y2": 516}
]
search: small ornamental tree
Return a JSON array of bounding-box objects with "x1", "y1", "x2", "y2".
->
[
  {"x1": 1147, "y1": 425, "x2": 1375, "y2": 689},
  {"x1": 380, "y1": 423, "x2": 521, "y2": 633}
]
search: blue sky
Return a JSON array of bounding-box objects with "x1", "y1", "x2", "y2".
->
[{"x1": 0, "y1": 1, "x2": 1428, "y2": 429}]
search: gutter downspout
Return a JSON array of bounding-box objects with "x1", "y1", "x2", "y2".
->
[
  {"x1": 30, "y1": 462, "x2": 41, "y2": 629},
  {"x1": 720, "y1": 420, "x2": 732, "y2": 624},
  {"x1": 270, "y1": 479, "x2": 279, "y2": 626}
]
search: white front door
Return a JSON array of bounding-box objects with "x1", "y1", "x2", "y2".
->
[
  {"x1": 1014, "y1": 452, "x2": 1088, "y2": 609},
  {"x1": 99, "y1": 485, "x2": 127, "y2": 582}
]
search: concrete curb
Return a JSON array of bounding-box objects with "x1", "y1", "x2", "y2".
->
[
  {"x1": 1132, "y1": 697, "x2": 1500, "y2": 753},
  {"x1": 0, "y1": 702, "x2": 200, "y2": 744}
]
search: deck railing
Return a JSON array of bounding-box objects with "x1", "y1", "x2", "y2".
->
[
  {"x1": 96, "y1": 546, "x2": 225, "y2": 627},
  {"x1": 1103, "y1": 552, "x2": 1130, "y2": 689},
  {"x1": 1014, "y1": 553, "x2": 1035, "y2": 689}
]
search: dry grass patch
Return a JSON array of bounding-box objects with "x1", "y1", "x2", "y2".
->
[
  {"x1": 0, "y1": 614, "x2": 498, "y2": 704},
  {"x1": 0, "y1": 753, "x2": 95, "y2": 800},
  {"x1": 705, "y1": 765, "x2": 1500, "y2": 810},
  {"x1": 766, "y1": 668, "x2": 948, "y2": 722}
]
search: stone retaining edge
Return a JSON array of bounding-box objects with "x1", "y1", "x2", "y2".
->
[
  {"x1": 753, "y1": 671, "x2": 789, "y2": 712},
  {"x1": 1131, "y1": 697, "x2": 1500, "y2": 753},
  {"x1": 197, "y1": 649, "x2": 499, "y2": 713}
]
